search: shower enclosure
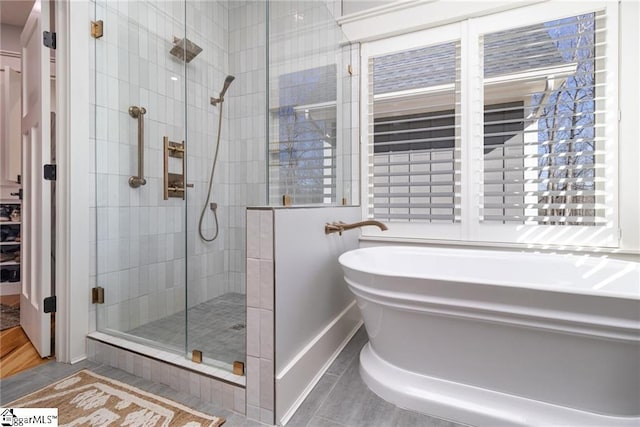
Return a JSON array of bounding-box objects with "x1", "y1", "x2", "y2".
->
[{"x1": 91, "y1": 0, "x2": 355, "y2": 375}]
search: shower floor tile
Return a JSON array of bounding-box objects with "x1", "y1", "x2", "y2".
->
[{"x1": 126, "y1": 292, "x2": 246, "y2": 365}]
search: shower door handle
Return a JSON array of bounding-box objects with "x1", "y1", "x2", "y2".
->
[{"x1": 129, "y1": 106, "x2": 147, "y2": 188}]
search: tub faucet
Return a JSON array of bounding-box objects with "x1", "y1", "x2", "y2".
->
[{"x1": 325, "y1": 220, "x2": 388, "y2": 236}]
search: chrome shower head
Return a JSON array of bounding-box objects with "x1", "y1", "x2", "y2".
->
[
  {"x1": 210, "y1": 75, "x2": 236, "y2": 106},
  {"x1": 169, "y1": 37, "x2": 203, "y2": 63}
]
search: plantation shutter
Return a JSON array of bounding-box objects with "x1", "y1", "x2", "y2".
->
[
  {"x1": 479, "y1": 12, "x2": 608, "y2": 226},
  {"x1": 368, "y1": 41, "x2": 462, "y2": 223}
]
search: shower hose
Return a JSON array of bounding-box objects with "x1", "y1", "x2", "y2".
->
[{"x1": 198, "y1": 101, "x2": 224, "y2": 242}]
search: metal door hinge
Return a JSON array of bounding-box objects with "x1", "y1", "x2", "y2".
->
[
  {"x1": 10, "y1": 189, "x2": 22, "y2": 200},
  {"x1": 347, "y1": 64, "x2": 353, "y2": 75},
  {"x1": 92, "y1": 287, "x2": 105, "y2": 304},
  {"x1": 233, "y1": 361, "x2": 245, "y2": 376},
  {"x1": 44, "y1": 296, "x2": 56, "y2": 313},
  {"x1": 43, "y1": 164, "x2": 56, "y2": 181},
  {"x1": 192, "y1": 350, "x2": 203, "y2": 363},
  {"x1": 91, "y1": 20, "x2": 103, "y2": 39},
  {"x1": 43, "y1": 31, "x2": 56, "y2": 49}
]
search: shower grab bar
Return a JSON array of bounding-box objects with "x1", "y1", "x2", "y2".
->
[{"x1": 129, "y1": 106, "x2": 147, "y2": 188}]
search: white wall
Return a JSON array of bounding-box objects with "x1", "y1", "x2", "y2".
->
[
  {"x1": 617, "y1": 0, "x2": 640, "y2": 253},
  {"x1": 0, "y1": 25, "x2": 22, "y2": 52},
  {"x1": 274, "y1": 206, "x2": 362, "y2": 424},
  {"x1": 341, "y1": 0, "x2": 389, "y2": 16},
  {"x1": 274, "y1": 207, "x2": 360, "y2": 372}
]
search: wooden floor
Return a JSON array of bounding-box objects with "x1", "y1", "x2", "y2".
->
[{"x1": 0, "y1": 295, "x2": 51, "y2": 379}]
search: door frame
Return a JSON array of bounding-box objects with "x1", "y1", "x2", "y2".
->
[{"x1": 53, "y1": 0, "x2": 90, "y2": 364}]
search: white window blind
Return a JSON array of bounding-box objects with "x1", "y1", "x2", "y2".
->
[
  {"x1": 369, "y1": 41, "x2": 461, "y2": 223},
  {"x1": 362, "y1": 3, "x2": 618, "y2": 246},
  {"x1": 479, "y1": 12, "x2": 608, "y2": 226}
]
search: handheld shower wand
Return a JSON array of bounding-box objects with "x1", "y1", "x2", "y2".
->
[
  {"x1": 199, "y1": 75, "x2": 235, "y2": 242},
  {"x1": 210, "y1": 75, "x2": 236, "y2": 106}
]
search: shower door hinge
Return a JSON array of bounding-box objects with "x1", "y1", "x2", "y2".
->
[
  {"x1": 43, "y1": 296, "x2": 56, "y2": 313},
  {"x1": 91, "y1": 20, "x2": 104, "y2": 39},
  {"x1": 43, "y1": 164, "x2": 56, "y2": 181},
  {"x1": 233, "y1": 361, "x2": 245, "y2": 376},
  {"x1": 43, "y1": 31, "x2": 56, "y2": 49},
  {"x1": 92, "y1": 286, "x2": 105, "y2": 304}
]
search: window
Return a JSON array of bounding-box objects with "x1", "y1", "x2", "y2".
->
[
  {"x1": 270, "y1": 65, "x2": 338, "y2": 205},
  {"x1": 361, "y1": 2, "x2": 618, "y2": 246},
  {"x1": 480, "y1": 13, "x2": 604, "y2": 226},
  {"x1": 371, "y1": 41, "x2": 461, "y2": 223}
]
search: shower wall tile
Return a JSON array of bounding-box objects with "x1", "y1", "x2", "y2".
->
[
  {"x1": 246, "y1": 258, "x2": 260, "y2": 307},
  {"x1": 259, "y1": 358, "x2": 274, "y2": 409},
  {"x1": 87, "y1": 336, "x2": 246, "y2": 415},
  {"x1": 259, "y1": 260, "x2": 274, "y2": 310},
  {"x1": 247, "y1": 356, "x2": 260, "y2": 406},
  {"x1": 247, "y1": 405, "x2": 261, "y2": 422},
  {"x1": 246, "y1": 307, "x2": 260, "y2": 358},
  {"x1": 260, "y1": 409, "x2": 275, "y2": 425},
  {"x1": 246, "y1": 207, "x2": 275, "y2": 424},
  {"x1": 247, "y1": 210, "x2": 260, "y2": 258},
  {"x1": 260, "y1": 309, "x2": 274, "y2": 360},
  {"x1": 259, "y1": 211, "x2": 273, "y2": 260},
  {"x1": 222, "y1": 383, "x2": 236, "y2": 410},
  {"x1": 90, "y1": 0, "x2": 251, "y2": 357}
]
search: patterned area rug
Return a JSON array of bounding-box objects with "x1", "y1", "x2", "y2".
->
[
  {"x1": 7, "y1": 370, "x2": 225, "y2": 426},
  {"x1": 0, "y1": 304, "x2": 20, "y2": 331}
]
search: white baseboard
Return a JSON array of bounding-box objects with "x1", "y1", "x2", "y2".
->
[
  {"x1": 276, "y1": 301, "x2": 362, "y2": 426},
  {"x1": 70, "y1": 355, "x2": 87, "y2": 364}
]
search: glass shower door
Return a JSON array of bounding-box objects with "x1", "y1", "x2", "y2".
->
[
  {"x1": 182, "y1": 0, "x2": 255, "y2": 371},
  {"x1": 93, "y1": 0, "x2": 188, "y2": 354}
]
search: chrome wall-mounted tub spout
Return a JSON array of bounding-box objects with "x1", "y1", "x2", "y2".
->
[{"x1": 325, "y1": 220, "x2": 388, "y2": 236}]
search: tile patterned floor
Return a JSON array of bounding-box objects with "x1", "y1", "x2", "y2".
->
[
  {"x1": 127, "y1": 292, "x2": 246, "y2": 365},
  {"x1": 0, "y1": 326, "x2": 467, "y2": 427}
]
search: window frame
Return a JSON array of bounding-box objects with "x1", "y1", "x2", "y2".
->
[
  {"x1": 361, "y1": 21, "x2": 465, "y2": 241},
  {"x1": 360, "y1": 1, "x2": 619, "y2": 247}
]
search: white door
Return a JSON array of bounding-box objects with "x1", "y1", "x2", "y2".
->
[{"x1": 20, "y1": 0, "x2": 53, "y2": 358}]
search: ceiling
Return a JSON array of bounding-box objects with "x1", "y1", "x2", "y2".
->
[{"x1": 0, "y1": 0, "x2": 35, "y2": 27}]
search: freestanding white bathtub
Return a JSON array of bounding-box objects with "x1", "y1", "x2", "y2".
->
[{"x1": 339, "y1": 246, "x2": 640, "y2": 427}]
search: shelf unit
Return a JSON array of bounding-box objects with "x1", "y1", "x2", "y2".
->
[{"x1": 1, "y1": 200, "x2": 21, "y2": 296}]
